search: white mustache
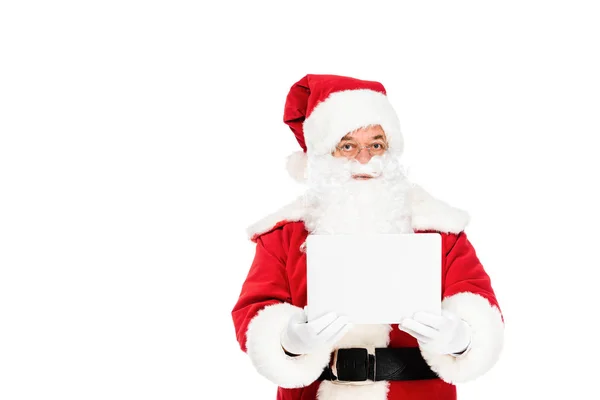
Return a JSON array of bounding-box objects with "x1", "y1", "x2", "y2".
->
[{"x1": 349, "y1": 156, "x2": 384, "y2": 177}]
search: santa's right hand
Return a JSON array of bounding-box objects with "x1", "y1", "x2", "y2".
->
[{"x1": 280, "y1": 308, "x2": 352, "y2": 356}]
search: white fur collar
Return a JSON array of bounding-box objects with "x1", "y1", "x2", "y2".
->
[{"x1": 247, "y1": 184, "x2": 469, "y2": 240}]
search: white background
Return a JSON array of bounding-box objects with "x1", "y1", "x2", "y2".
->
[{"x1": 1, "y1": 1, "x2": 599, "y2": 399}]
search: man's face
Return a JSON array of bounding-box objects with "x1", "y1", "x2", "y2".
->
[{"x1": 332, "y1": 124, "x2": 388, "y2": 180}]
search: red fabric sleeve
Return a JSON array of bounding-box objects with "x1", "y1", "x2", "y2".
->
[
  {"x1": 442, "y1": 231, "x2": 502, "y2": 314},
  {"x1": 231, "y1": 228, "x2": 292, "y2": 352}
]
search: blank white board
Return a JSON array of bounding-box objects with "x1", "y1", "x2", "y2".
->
[{"x1": 306, "y1": 233, "x2": 441, "y2": 324}]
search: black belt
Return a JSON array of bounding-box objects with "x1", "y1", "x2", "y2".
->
[{"x1": 318, "y1": 347, "x2": 439, "y2": 382}]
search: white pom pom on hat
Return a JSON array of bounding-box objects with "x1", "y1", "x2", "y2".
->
[
  {"x1": 282, "y1": 74, "x2": 404, "y2": 182},
  {"x1": 286, "y1": 151, "x2": 308, "y2": 183}
]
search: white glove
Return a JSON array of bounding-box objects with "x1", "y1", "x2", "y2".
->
[
  {"x1": 399, "y1": 310, "x2": 471, "y2": 356},
  {"x1": 280, "y1": 307, "x2": 352, "y2": 356}
]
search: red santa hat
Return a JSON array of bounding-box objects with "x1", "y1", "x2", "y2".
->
[{"x1": 283, "y1": 74, "x2": 404, "y2": 182}]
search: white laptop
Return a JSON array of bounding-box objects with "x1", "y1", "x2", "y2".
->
[{"x1": 305, "y1": 233, "x2": 441, "y2": 324}]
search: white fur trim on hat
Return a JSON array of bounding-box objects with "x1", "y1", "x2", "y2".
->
[
  {"x1": 286, "y1": 151, "x2": 308, "y2": 183},
  {"x1": 303, "y1": 89, "x2": 403, "y2": 156},
  {"x1": 419, "y1": 292, "x2": 504, "y2": 384},
  {"x1": 245, "y1": 302, "x2": 332, "y2": 388}
]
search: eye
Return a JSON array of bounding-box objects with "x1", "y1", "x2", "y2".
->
[
  {"x1": 371, "y1": 141, "x2": 388, "y2": 152},
  {"x1": 341, "y1": 143, "x2": 356, "y2": 152}
]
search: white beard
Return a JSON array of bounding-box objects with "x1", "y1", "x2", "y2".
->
[{"x1": 304, "y1": 153, "x2": 412, "y2": 235}]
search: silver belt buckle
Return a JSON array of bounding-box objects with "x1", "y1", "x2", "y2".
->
[{"x1": 330, "y1": 348, "x2": 339, "y2": 379}]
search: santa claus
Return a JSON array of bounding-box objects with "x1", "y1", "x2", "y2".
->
[{"x1": 231, "y1": 74, "x2": 504, "y2": 400}]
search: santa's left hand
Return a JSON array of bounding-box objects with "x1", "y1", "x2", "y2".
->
[{"x1": 399, "y1": 310, "x2": 472, "y2": 356}]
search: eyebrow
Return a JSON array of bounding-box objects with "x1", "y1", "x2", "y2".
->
[{"x1": 339, "y1": 134, "x2": 386, "y2": 142}]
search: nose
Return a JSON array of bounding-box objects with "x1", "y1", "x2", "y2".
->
[{"x1": 355, "y1": 149, "x2": 372, "y2": 164}]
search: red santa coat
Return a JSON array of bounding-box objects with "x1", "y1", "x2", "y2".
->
[{"x1": 232, "y1": 186, "x2": 504, "y2": 400}]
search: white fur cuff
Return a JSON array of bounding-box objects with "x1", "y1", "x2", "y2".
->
[
  {"x1": 245, "y1": 302, "x2": 332, "y2": 388},
  {"x1": 419, "y1": 292, "x2": 504, "y2": 384}
]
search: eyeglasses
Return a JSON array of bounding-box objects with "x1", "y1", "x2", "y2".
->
[{"x1": 334, "y1": 140, "x2": 389, "y2": 158}]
